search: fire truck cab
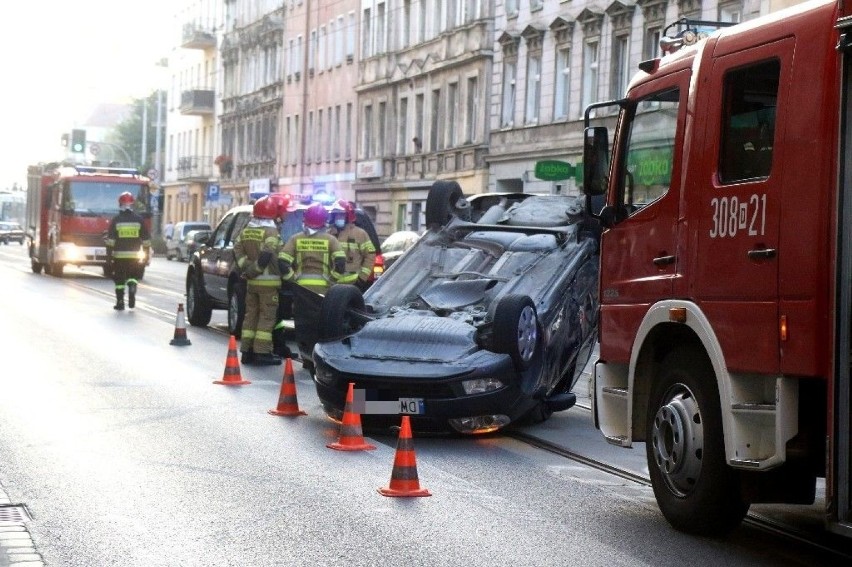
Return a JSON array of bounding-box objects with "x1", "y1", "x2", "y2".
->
[
  {"x1": 26, "y1": 164, "x2": 153, "y2": 278},
  {"x1": 583, "y1": 0, "x2": 851, "y2": 537}
]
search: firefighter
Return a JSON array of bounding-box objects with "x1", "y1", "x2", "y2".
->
[
  {"x1": 280, "y1": 203, "x2": 346, "y2": 366},
  {"x1": 105, "y1": 192, "x2": 150, "y2": 311},
  {"x1": 329, "y1": 199, "x2": 376, "y2": 291},
  {"x1": 234, "y1": 196, "x2": 285, "y2": 366}
]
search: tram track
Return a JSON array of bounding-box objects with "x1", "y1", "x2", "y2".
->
[{"x1": 509, "y1": 404, "x2": 852, "y2": 562}]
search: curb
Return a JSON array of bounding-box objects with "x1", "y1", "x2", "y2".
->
[{"x1": 0, "y1": 485, "x2": 43, "y2": 567}]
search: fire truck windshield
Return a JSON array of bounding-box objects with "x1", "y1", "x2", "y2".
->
[{"x1": 61, "y1": 181, "x2": 149, "y2": 216}]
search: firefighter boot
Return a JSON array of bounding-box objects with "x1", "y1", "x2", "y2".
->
[
  {"x1": 113, "y1": 289, "x2": 125, "y2": 311},
  {"x1": 127, "y1": 281, "x2": 137, "y2": 309}
]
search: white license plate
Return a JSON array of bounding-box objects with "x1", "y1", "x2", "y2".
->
[
  {"x1": 94, "y1": 247, "x2": 107, "y2": 257},
  {"x1": 399, "y1": 398, "x2": 424, "y2": 415}
]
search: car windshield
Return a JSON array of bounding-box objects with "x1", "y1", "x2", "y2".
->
[{"x1": 62, "y1": 181, "x2": 149, "y2": 216}]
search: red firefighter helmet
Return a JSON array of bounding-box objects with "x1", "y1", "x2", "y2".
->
[
  {"x1": 267, "y1": 192, "x2": 292, "y2": 220},
  {"x1": 303, "y1": 202, "x2": 328, "y2": 229},
  {"x1": 331, "y1": 199, "x2": 356, "y2": 223},
  {"x1": 118, "y1": 192, "x2": 135, "y2": 208},
  {"x1": 252, "y1": 196, "x2": 278, "y2": 220}
]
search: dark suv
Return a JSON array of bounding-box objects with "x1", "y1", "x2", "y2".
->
[{"x1": 185, "y1": 202, "x2": 382, "y2": 341}]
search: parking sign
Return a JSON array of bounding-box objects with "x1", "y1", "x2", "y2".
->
[{"x1": 207, "y1": 184, "x2": 220, "y2": 203}]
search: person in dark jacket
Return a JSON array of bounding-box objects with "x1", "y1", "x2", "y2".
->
[{"x1": 104, "y1": 192, "x2": 151, "y2": 311}]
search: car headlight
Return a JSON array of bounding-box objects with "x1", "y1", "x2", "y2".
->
[{"x1": 461, "y1": 377, "x2": 504, "y2": 395}]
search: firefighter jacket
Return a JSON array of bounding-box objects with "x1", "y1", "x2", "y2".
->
[
  {"x1": 280, "y1": 230, "x2": 345, "y2": 293},
  {"x1": 234, "y1": 219, "x2": 284, "y2": 288},
  {"x1": 105, "y1": 209, "x2": 151, "y2": 260},
  {"x1": 331, "y1": 223, "x2": 376, "y2": 284}
]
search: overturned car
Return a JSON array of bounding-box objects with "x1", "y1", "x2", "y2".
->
[{"x1": 311, "y1": 182, "x2": 600, "y2": 434}]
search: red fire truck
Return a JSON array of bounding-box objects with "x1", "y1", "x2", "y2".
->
[
  {"x1": 582, "y1": 0, "x2": 852, "y2": 537},
  {"x1": 26, "y1": 163, "x2": 153, "y2": 278}
]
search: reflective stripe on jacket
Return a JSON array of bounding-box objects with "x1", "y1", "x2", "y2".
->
[
  {"x1": 234, "y1": 220, "x2": 284, "y2": 287},
  {"x1": 281, "y1": 231, "x2": 344, "y2": 288}
]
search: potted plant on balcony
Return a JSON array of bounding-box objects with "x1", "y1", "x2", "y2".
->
[{"x1": 214, "y1": 154, "x2": 233, "y2": 177}]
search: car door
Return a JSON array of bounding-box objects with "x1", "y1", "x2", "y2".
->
[
  {"x1": 690, "y1": 40, "x2": 791, "y2": 374},
  {"x1": 200, "y1": 211, "x2": 244, "y2": 305}
]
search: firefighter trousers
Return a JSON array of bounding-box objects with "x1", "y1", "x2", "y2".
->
[{"x1": 241, "y1": 284, "x2": 279, "y2": 355}]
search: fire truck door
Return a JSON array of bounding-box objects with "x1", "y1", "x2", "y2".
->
[
  {"x1": 598, "y1": 70, "x2": 689, "y2": 360},
  {"x1": 691, "y1": 39, "x2": 794, "y2": 375}
]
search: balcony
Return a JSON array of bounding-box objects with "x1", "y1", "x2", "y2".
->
[
  {"x1": 176, "y1": 155, "x2": 215, "y2": 181},
  {"x1": 181, "y1": 23, "x2": 216, "y2": 50},
  {"x1": 179, "y1": 89, "x2": 215, "y2": 115}
]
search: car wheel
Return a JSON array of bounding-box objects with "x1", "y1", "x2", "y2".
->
[
  {"x1": 425, "y1": 180, "x2": 467, "y2": 228},
  {"x1": 492, "y1": 294, "x2": 538, "y2": 370},
  {"x1": 1, "y1": 238, "x2": 8, "y2": 245},
  {"x1": 31, "y1": 260, "x2": 42, "y2": 274},
  {"x1": 318, "y1": 284, "x2": 365, "y2": 340},
  {"x1": 186, "y1": 276, "x2": 213, "y2": 327},
  {"x1": 646, "y1": 347, "x2": 749, "y2": 536},
  {"x1": 227, "y1": 281, "x2": 246, "y2": 339}
]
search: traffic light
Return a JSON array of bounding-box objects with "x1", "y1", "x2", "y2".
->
[
  {"x1": 60, "y1": 133, "x2": 69, "y2": 148},
  {"x1": 70, "y1": 129, "x2": 86, "y2": 153}
]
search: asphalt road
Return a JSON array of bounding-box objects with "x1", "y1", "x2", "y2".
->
[{"x1": 0, "y1": 249, "x2": 848, "y2": 566}]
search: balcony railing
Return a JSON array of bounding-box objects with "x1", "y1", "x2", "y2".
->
[
  {"x1": 179, "y1": 89, "x2": 215, "y2": 115},
  {"x1": 175, "y1": 155, "x2": 215, "y2": 180},
  {"x1": 181, "y1": 23, "x2": 216, "y2": 50}
]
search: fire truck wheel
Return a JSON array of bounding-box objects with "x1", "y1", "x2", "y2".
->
[{"x1": 646, "y1": 347, "x2": 749, "y2": 536}]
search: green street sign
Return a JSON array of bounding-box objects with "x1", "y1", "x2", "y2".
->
[{"x1": 534, "y1": 160, "x2": 575, "y2": 181}]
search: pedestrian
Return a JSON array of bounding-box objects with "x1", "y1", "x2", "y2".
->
[
  {"x1": 164, "y1": 219, "x2": 175, "y2": 240},
  {"x1": 329, "y1": 199, "x2": 376, "y2": 291},
  {"x1": 234, "y1": 196, "x2": 286, "y2": 366},
  {"x1": 280, "y1": 203, "x2": 346, "y2": 368},
  {"x1": 104, "y1": 192, "x2": 151, "y2": 311}
]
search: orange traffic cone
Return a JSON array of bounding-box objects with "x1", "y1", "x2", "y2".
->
[
  {"x1": 378, "y1": 415, "x2": 431, "y2": 497},
  {"x1": 327, "y1": 382, "x2": 376, "y2": 451},
  {"x1": 169, "y1": 303, "x2": 192, "y2": 346},
  {"x1": 213, "y1": 335, "x2": 251, "y2": 386},
  {"x1": 268, "y1": 358, "x2": 306, "y2": 416}
]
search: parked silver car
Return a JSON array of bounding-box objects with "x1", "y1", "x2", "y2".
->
[{"x1": 166, "y1": 221, "x2": 212, "y2": 261}]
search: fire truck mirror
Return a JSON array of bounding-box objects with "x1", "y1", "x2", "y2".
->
[{"x1": 583, "y1": 126, "x2": 610, "y2": 197}]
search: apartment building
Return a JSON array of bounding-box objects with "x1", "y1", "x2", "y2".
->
[
  {"x1": 163, "y1": 0, "x2": 224, "y2": 227},
  {"x1": 278, "y1": 0, "x2": 361, "y2": 203},
  {"x1": 351, "y1": 1, "x2": 494, "y2": 237},
  {"x1": 487, "y1": 0, "x2": 761, "y2": 197}
]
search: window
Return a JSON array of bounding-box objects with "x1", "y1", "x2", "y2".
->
[
  {"x1": 402, "y1": 0, "x2": 412, "y2": 48},
  {"x1": 419, "y1": 0, "x2": 427, "y2": 42},
  {"x1": 611, "y1": 34, "x2": 629, "y2": 99},
  {"x1": 414, "y1": 93, "x2": 424, "y2": 151},
  {"x1": 506, "y1": 0, "x2": 518, "y2": 17},
  {"x1": 309, "y1": 29, "x2": 317, "y2": 72},
  {"x1": 644, "y1": 27, "x2": 661, "y2": 60},
  {"x1": 411, "y1": 201, "x2": 422, "y2": 231},
  {"x1": 346, "y1": 103, "x2": 353, "y2": 159},
  {"x1": 347, "y1": 12, "x2": 356, "y2": 60},
  {"x1": 719, "y1": 60, "x2": 779, "y2": 183},
  {"x1": 364, "y1": 104, "x2": 373, "y2": 158},
  {"x1": 447, "y1": 82, "x2": 458, "y2": 147},
  {"x1": 307, "y1": 111, "x2": 314, "y2": 162},
  {"x1": 525, "y1": 54, "x2": 541, "y2": 124},
  {"x1": 399, "y1": 97, "x2": 409, "y2": 154},
  {"x1": 377, "y1": 2, "x2": 386, "y2": 54},
  {"x1": 362, "y1": 8, "x2": 372, "y2": 58},
  {"x1": 581, "y1": 41, "x2": 599, "y2": 111},
  {"x1": 622, "y1": 89, "x2": 681, "y2": 212},
  {"x1": 502, "y1": 60, "x2": 517, "y2": 127},
  {"x1": 378, "y1": 101, "x2": 387, "y2": 155},
  {"x1": 334, "y1": 105, "x2": 342, "y2": 160},
  {"x1": 466, "y1": 76, "x2": 479, "y2": 143},
  {"x1": 397, "y1": 203, "x2": 407, "y2": 231},
  {"x1": 319, "y1": 26, "x2": 326, "y2": 71},
  {"x1": 554, "y1": 47, "x2": 570, "y2": 119},
  {"x1": 317, "y1": 109, "x2": 324, "y2": 162},
  {"x1": 430, "y1": 88, "x2": 441, "y2": 150}
]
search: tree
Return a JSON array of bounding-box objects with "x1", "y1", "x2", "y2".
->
[{"x1": 110, "y1": 91, "x2": 166, "y2": 171}]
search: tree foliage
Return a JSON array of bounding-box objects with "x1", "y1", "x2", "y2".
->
[{"x1": 109, "y1": 91, "x2": 166, "y2": 172}]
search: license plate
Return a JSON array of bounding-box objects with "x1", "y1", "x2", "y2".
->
[
  {"x1": 399, "y1": 398, "x2": 424, "y2": 415},
  {"x1": 94, "y1": 247, "x2": 107, "y2": 257}
]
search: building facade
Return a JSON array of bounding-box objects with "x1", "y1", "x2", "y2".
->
[
  {"x1": 163, "y1": 0, "x2": 224, "y2": 228},
  {"x1": 278, "y1": 0, "x2": 361, "y2": 204},
  {"x1": 352, "y1": 0, "x2": 494, "y2": 237},
  {"x1": 486, "y1": 0, "x2": 765, "y2": 199}
]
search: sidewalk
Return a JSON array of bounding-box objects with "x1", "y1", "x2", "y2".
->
[{"x1": 0, "y1": 484, "x2": 43, "y2": 567}]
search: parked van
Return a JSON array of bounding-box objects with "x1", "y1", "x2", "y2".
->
[{"x1": 166, "y1": 221, "x2": 212, "y2": 261}]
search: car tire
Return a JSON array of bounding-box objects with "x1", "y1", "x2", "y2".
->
[
  {"x1": 646, "y1": 347, "x2": 749, "y2": 536},
  {"x1": 492, "y1": 294, "x2": 538, "y2": 371},
  {"x1": 31, "y1": 260, "x2": 42, "y2": 274},
  {"x1": 425, "y1": 180, "x2": 467, "y2": 229},
  {"x1": 318, "y1": 284, "x2": 365, "y2": 341},
  {"x1": 186, "y1": 275, "x2": 213, "y2": 327},
  {"x1": 227, "y1": 280, "x2": 246, "y2": 339}
]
